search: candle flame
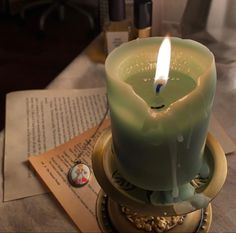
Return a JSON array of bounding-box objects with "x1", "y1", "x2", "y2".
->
[{"x1": 154, "y1": 37, "x2": 171, "y2": 93}]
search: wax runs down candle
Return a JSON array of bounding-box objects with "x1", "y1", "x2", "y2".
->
[{"x1": 105, "y1": 37, "x2": 216, "y2": 195}]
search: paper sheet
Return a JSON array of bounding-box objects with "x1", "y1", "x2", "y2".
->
[
  {"x1": 4, "y1": 88, "x2": 107, "y2": 201},
  {"x1": 29, "y1": 120, "x2": 110, "y2": 233}
]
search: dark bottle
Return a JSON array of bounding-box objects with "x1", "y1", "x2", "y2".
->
[{"x1": 133, "y1": 0, "x2": 152, "y2": 38}]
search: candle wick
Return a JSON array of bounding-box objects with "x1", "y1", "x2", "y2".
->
[
  {"x1": 151, "y1": 104, "x2": 165, "y2": 109},
  {"x1": 155, "y1": 83, "x2": 163, "y2": 93}
]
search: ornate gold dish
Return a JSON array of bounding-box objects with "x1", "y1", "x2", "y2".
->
[{"x1": 92, "y1": 128, "x2": 227, "y2": 232}]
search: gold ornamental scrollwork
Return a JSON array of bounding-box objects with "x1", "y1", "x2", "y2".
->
[{"x1": 121, "y1": 206, "x2": 185, "y2": 233}]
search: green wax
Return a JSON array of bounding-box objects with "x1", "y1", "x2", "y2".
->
[
  {"x1": 105, "y1": 36, "x2": 216, "y2": 193},
  {"x1": 125, "y1": 70, "x2": 196, "y2": 110}
]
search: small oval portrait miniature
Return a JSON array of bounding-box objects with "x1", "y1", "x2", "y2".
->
[{"x1": 68, "y1": 163, "x2": 91, "y2": 187}]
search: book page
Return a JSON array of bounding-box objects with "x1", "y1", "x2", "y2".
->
[
  {"x1": 4, "y1": 88, "x2": 107, "y2": 201},
  {"x1": 29, "y1": 120, "x2": 110, "y2": 233}
]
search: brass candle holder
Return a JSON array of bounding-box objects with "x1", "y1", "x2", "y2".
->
[{"x1": 92, "y1": 128, "x2": 227, "y2": 233}]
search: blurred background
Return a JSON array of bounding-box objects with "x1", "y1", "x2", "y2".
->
[
  {"x1": 0, "y1": 0, "x2": 100, "y2": 129},
  {"x1": 0, "y1": 0, "x2": 236, "y2": 130}
]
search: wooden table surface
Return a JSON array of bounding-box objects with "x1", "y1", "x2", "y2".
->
[{"x1": 0, "y1": 35, "x2": 236, "y2": 233}]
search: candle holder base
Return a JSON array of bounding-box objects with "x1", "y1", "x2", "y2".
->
[
  {"x1": 96, "y1": 189, "x2": 212, "y2": 233},
  {"x1": 92, "y1": 128, "x2": 226, "y2": 233}
]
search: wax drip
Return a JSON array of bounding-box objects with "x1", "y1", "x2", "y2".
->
[
  {"x1": 177, "y1": 134, "x2": 184, "y2": 142},
  {"x1": 186, "y1": 111, "x2": 194, "y2": 149},
  {"x1": 169, "y1": 139, "x2": 179, "y2": 198},
  {"x1": 187, "y1": 126, "x2": 193, "y2": 149}
]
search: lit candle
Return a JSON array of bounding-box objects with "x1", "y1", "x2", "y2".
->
[
  {"x1": 153, "y1": 37, "x2": 171, "y2": 93},
  {"x1": 105, "y1": 37, "x2": 216, "y2": 194}
]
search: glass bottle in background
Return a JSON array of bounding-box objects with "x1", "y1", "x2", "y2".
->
[
  {"x1": 99, "y1": 0, "x2": 109, "y2": 31},
  {"x1": 104, "y1": 0, "x2": 132, "y2": 54},
  {"x1": 133, "y1": 0, "x2": 152, "y2": 38}
]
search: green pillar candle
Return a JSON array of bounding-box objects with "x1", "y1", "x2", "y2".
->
[{"x1": 105, "y1": 37, "x2": 216, "y2": 193}]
